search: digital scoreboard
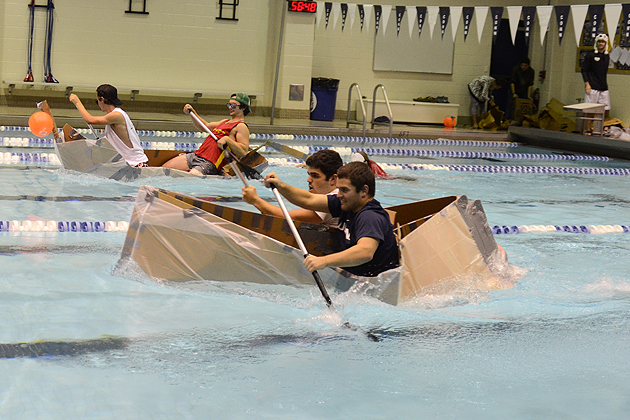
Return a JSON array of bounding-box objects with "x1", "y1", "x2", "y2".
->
[{"x1": 287, "y1": 1, "x2": 317, "y2": 13}]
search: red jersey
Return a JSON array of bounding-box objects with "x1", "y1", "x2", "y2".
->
[
  {"x1": 195, "y1": 119, "x2": 245, "y2": 169},
  {"x1": 367, "y1": 160, "x2": 390, "y2": 179}
]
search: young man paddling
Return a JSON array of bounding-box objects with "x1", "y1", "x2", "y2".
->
[
  {"x1": 69, "y1": 84, "x2": 148, "y2": 167},
  {"x1": 264, "y1": 161, "x2": 399, "y2": 277},
  {"x1": 242, "y1": 149, "x2": 343, "y2": 227},
  {"x1": 163, "y1": 93, "x2": 251, "y2": 176}
]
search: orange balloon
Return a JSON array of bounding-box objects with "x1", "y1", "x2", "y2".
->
[
  {"x1": 443, "y1": 116, "x2": 456, "y2": 128},
  {"x1": 29, "y1": 111, "x2": 54, "y2": 137}
]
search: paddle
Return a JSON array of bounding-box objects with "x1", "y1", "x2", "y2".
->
[
  {"x1": 187, "y1": 110, "x2": 262, "y2": 179},
  {"x1": 268, "y1": 183, "x2": 380, "y2": 341},
  {"x1": 36, "y1": 100, "x2": 61, "y2": 143}
]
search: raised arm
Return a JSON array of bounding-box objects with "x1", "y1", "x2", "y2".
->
[
  {"x1": 264, "y1": 173, "x2": 330, "y2": 213},
  {"x1": 69, "y1": 94, "x2": 123, "y2": 126},
  {"x1": 242, "y1": 185, "x2": 325, "y2": 224}
]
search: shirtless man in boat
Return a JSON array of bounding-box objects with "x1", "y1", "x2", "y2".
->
[
  {"x1": 242, "y1": 149, "x2": 342, "y2": 227},
  {"x1": 69, "y1": 84, "x2": 148, "y2": 167},
  {"x1": 264, "y1": 161, "x2": 399, "y2": 277},
  {"x1": 162, "y1": 93, "x2": 251, "y2": 176}
]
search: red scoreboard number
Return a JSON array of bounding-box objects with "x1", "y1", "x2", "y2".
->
[{"x1": 287, "y1": 1, "x2": 317, "y2": 13}]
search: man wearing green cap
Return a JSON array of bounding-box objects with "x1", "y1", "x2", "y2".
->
[{"x1": 163, "y1": 93, "x2": 251, "y2": 175}]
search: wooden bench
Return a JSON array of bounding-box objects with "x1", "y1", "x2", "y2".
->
[{"x1": 359, "y1": 99, "x2": 459, "y2": 125}]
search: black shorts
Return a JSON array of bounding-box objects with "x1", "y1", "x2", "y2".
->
[{"x1": 186, "y1": 152, "x2": 220, "y2": 175}]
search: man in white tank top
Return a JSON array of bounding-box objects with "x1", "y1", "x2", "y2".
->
[{"x1": 69, "y1": 84, "x2": 148, "y2": 167}]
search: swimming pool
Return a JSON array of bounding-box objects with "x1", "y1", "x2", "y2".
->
[{"x1": 1, "y1": 128, "x2": 630, "y2": 419}]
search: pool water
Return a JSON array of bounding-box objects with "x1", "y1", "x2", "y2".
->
[{"x1": 1, "y1": 133, "x2": 630, "y2": 419}]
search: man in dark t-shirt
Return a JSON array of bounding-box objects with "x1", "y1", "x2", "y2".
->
[
  {"x1": 581, "y1": 33, "x2": 611, "y2": 118},
  {"x1": 264, "y1": 161, "x2": 399, "y2": 277}
]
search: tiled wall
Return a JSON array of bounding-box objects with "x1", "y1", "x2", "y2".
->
[{"x1": 1, "y1": 0, "x2": 628, "y2": 122}]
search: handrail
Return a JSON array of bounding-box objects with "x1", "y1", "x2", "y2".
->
[
  {"x1": 371, "y1": 84, "x2": 393, "y2": 138},
  {"x1": 346, "y1": 83, "x2": 367, "y2": 136}
]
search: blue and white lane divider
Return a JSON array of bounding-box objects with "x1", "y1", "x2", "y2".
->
[
  {"x1": 250, "y1": 133, "x2": 516, "y2": 148},
  {"x1": 492, "y1": 225, "x2": 629, "y2": 234},
  {"x1": 0, "y1": 220, "x2": 128, "y2": 232},
  {"x1": 2, "y1": 220, "x2": 626, "y2": 234},
  {"x1": 0, "y1": 152, "x2": 60, "y2": 165},
  {"x1": 266, "y1": 158, "x2": 630, "y2": 176},
  {"x1": 308, "y1": 146, "x2": 609, "y2": 161}
]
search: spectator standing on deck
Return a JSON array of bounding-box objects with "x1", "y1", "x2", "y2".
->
[{"x1": 581, "y1": 33, "x2": 611, "y2": 120}]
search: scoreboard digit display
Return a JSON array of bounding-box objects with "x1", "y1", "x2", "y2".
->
[{"x1": 287, "y1": 1, "x2": 317, "y2": 13}]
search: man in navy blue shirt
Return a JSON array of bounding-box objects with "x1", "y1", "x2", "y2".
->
[{"x1": 264, "y1": 161, "x2": 399, "y2": 277}]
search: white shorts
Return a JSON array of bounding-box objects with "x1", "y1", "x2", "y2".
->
[{"x1": 584, "y1": 89, "x2": 610, "y2": 111}]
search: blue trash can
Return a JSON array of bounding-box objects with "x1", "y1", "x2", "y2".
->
[{"x1": 310, "y1": 78, "x2": 339, "y2": 121}]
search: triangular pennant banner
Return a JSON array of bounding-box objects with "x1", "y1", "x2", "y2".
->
[
  {"x1": 622, "y1": 4, "x2": 630, "y2": 45},
  {"x1": 439, "y1": 7, "x2": 450, "y2": 39},
  {"x1": 571, "y1": 5, "x2": 589, "y2": 47},
  {"x1": 374, "y1": 5, "x2": 382, "y2": 34},
  {"x1": 416, "y1": 6, "x2": 427, "y2": 37},
  {"x1": 358, "y1": 4, "x2": 365, "y2": 31},
  {"x1": 463, "y1": 7, "x2": 474, "y2": 41},
  {"x1": 605, "y1": 4, "x2": 622, "y2": 46},
  {"x1": 555, "y1": 5, "x2": 570, "y2": 45},
  {"x1": 427, "y1": 6, "x2": 439, "y2": 40},
  {"x1": 381, "y1": 5, "x2": 392, "y2": 35},
  {"x1": 491, "y1": 7, "x2": 504, "y2": 44},
  {"x1": 507, "y1": 6, "x2": 522, "y2": 46},
  {"x1": 475, "y1": 6, "x2": 489, "y2": 43},
  {"x1": 406, "y1": 6, "x2": 417, "y2": 38},
  {"x1": 331, "y1": 2, "x2": 341, "y2": 30},
  {"x1": 522, "y1": 6, "x2": 536, "y2": 46},
  {"x1": 316, "y1": 1, "x2": 325, "y2": 27},
  {"x1": 396, "y1": 6, "x2": 406, "y2": 37},
  {"x1": 364, "y1": 4, "x2": 373, "y2": 32},
  {"x1": 537, "y1": 5, "x2": 553, "y2": 46},
  {"x1": 341, "y1": 3, "x2": 348, "y2": 31},
  {"x1": 450, "y1": 7, "x2": 462, "y2": 42},
  {"x1": 324, "y1": 2, "x2": 332, "y2": 28},
  {"x1": 588, "y1": 5, "x2": 605, "y2": 41},
  {"x1": 348, "y1": 3, "x2": 357, "y2": 30}
]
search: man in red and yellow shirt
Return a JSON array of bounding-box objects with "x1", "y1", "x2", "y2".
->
[{"x1": 163, "y1": 93, "x2": 251, "y2": 175}]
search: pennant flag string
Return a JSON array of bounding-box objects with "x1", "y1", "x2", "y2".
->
[{"x1": 313, "y1": 3, "x2": 630, "y2": 49}]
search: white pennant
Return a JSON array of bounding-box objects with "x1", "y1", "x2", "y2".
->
[
  {"x1": 536, "y1": 5, "x2": 553, "y2": 46},
  {"x1": 381, "y1": 5, "x2": 393, "y2": 35},
  {"x1": 507, "y1": 6, "x2": 522, "y2": 45},
  {"x1": 331, "y1": 2, "x2": 341, "y2": 30},
  {"x1": 348, "y1": 3, "x2": 357, "y2": 31},
  {"x1": 427, "y1": 6, "x2": 439, "y2": 40},
  {"x1": 450, "y1": 6, "x2": 462, "y2": 42},
  {"x1": 605, "y1": 4, "x2": 623, "y2": 47},
  {"x1": 316, "y1": 1, "x2": 324, "y2": 27},
  {"x1": 475, "y1": 6, "x2": 489, "y2": 43},
  {"x1": 364, "y1": 4, "x2": 373, "y2": 32},
  {"x1": 406, "y1": 6, "x2": 417, "y2": 38},
  {"x1": 571, "y1": 5, "x2": 589, "y2": 47}
]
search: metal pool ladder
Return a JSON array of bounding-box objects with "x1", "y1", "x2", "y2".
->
[
  {"x1": 346, "y1": 83, "x2": 367, "y2": 136},
  {"x1": 371, "y1": 84, "x2": 393, "y2": 138}
]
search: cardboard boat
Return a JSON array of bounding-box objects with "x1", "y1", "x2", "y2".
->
[
  {"x1": 119, "y1": 186, "x2": 507, "y2": 305},
  {"x1": 54, "y1": 124, "x2": 267, "y2": 181}
]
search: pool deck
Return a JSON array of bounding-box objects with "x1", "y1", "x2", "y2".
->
[
  {"x1": 508, "y1": 126, "x2": 630, "y2": 161},
  {"x1": 0, "y1": 106, "x2": 509, "y2": 142}
]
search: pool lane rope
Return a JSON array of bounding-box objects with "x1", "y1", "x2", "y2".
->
[
  {"x1": 267, "y1": 158, "x2": 630, "y2": 176},
  {"x1": 0, "y1": 220, "x2": 128, "y2": 233},
  {"x1": 492, "y1": 225, "x2": 630, "y2": 234},
  {"x1": 1, "y1": 153, "x2": 629, "y2": 177},
  {"x1": 1, "y1": 220, "x2": 627, "y2": 235}
]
